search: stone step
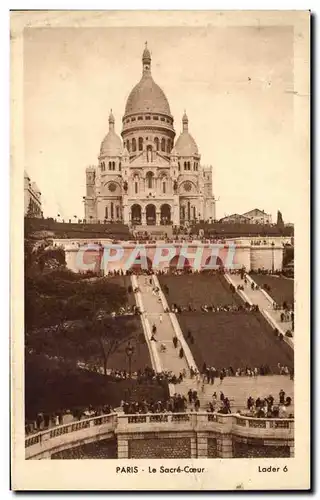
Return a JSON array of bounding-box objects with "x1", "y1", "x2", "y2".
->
[
  {"x1": 176, "y1": 374, "x2": 294, "y2": 411},
  {"x1": 136, "y1": 276, "x2": 189, "y2": 374}
]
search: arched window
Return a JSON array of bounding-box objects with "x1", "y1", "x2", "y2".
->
[
  {"x1": 105, "y1": 206, "x2": 108, "y2": 219},
  {"x1": 111, "y1": 202, "x2": 114, "y2": 219},
  {"x1": 109, "y1": 161, "x2": 112, "y2": 170},
  {"x1": 154, "y1": 137, "x2": 159, "y2": 151},
  {"x1": 146, "y1": 171, "x2": 153, "y2": 189},
  {"x1": 163, "y1": 181, "x2": 166, "y2": 194},
  {"x1": 178, "y1": 162, "x2": 181, "y2": 171},
  {"x1": 119, "y1": 162, "x2": 121, "y2": 171},
  {"x1": 132, "y1": 138, "x2": 136, "y2": 152},
  {"x1": 113, "y1": 161, "x2": 116, "y2": 170},
  {"x1": 193, "y1": 206, "x2": 196, "y2": 219},
  {"x1": 138, "y1": 137, "x2": 143, "y2": 151},
  {"x1": 101, "y1": 162, "x2": 105, "y2": 171},
  {"x1": 188, "y1": 161, "x2": 191, "y2": 170},
  {"x1": 135, "y1": 182, "x2": 138, "y2": 194},
  {"x1": 127, "y1": 140, "x2": 131, "y2": 152},
  {"x1": 184, "y1": 161, "x2": 187, "y2": 170},
  {"x1": 161, "y1": 138, "x2": 166, "y2": 152},
  {"x1": 167, "y1": 139, "x2": 171, "y2": 153},
  {"x1": 116, "y1": 206, "x2": 120, "y2": 219}
]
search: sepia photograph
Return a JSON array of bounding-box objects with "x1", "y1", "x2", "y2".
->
[{"x1": 11, "y1": 9, "x2": 310, "y2": 491}]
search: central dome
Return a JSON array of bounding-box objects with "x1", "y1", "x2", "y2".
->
[
  {"x1": 125, "y1": 76, "x2": 171, "y2": 115},
  {"x1": 124, "y1": 44, "x2": 171, "y2": 117}
]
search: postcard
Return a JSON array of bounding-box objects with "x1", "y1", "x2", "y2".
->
[{"x1": 11, "y1": 10, "x2": 310, "y2": 491}]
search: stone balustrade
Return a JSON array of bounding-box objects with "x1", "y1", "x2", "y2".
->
[
  {"x1": 25, "y1": 411, "x2": 294, "y2": 460},
  {"x1": 25, "y1": 414, "x2": 117, "y2": 460}
]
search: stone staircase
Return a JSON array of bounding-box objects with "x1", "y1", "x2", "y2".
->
[
  {"x1": 135, "y1": 275, "x2": 188, "y2": 375},
  {"x1": 135, "y1": 273, "x2": 294, "y2": 411},
  {"x1": 181, "y1": 375, "x2": 294, "y2": 413},
  {"x1": 226, "y1": 273, "x2": 293, "y2": 349}
]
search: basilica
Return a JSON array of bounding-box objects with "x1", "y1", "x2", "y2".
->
[{"x1": 84, "y1": 44, "x2": 216, "y2": 226}]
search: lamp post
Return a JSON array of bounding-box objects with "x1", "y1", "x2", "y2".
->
[
  {"x1": 125, "y1": 341, "x2": 135, "y2": 400},
  {"x1": 125, "y1": 341, "x2": 135, "y2": 379}
]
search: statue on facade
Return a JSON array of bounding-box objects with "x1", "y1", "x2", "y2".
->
[
  {"x1": 123, "y1": 181, "x2": 128, "y2": 192},
  {"x1": 173, "y1": 180, "x2": 178, "y2": 192}
]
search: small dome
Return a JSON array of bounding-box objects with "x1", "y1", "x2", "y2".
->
[
  {"x1": 175, "y1": 132, "x2": 198, "y2": 156},
  {"x1": 100, "y1": 111, "x2": 123, "y2": 157},
  {"x1": 175, "y1": 112, "x2": 198, "y2": 156}
]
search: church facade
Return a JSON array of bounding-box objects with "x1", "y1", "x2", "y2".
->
[{"x1": 84, "y1": 45, "x2": 216, "y2": 226}]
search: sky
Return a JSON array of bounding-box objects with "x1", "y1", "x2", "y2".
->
[{"x1": 24, "y1": 25, "x2": 296, "y2": 222}]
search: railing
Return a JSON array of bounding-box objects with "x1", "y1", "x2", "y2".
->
[
  {"x1": 25, "y1": 412, "x2": 294, "y2": 459},
  {"x1": 25, "y1": 413, "x2": 117, "y2": 456}
]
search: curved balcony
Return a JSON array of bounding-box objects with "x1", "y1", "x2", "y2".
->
[{"x1": 25, "y1": 412, "x2": 294, "y2": 460}]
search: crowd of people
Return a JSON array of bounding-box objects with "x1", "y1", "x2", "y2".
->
[
  {"x1": 121, "y1": 393, "x2": 188, "y2": 415},
  {"x1": 240, "y1": 389, "x2": 293, "y2": 419},
  {"x1": 25, "y1": 404, "x2": 114, "y2": 435},
  {"x1": 206, "y1": 391, "x2": 232, "y2": 414},
  {"x1": 168, "y1": 301, "x2": 260, "y2": 315},
  {"x1": 200, "y1": 364, "x2": 273, "y2": 381},
  {"x1": 105, "y1": 366, "x2": 182, "y2": 386},
  {"x1": 109, "y1": 304, "x2": 142, "y2": 318}
]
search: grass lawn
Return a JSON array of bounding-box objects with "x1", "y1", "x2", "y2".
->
[
  {"x1": 251, "y1": 274, "x2": 294, "y2": 305},
  {"x1": 178, "y1": 311, "x2": 293, "y2": 372},
  {"x1": 158, "y1": 273, "x2": 242, "y2": 308}
]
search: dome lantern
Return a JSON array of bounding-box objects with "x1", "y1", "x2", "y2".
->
[
  {"x1": 108, "y1": 109, "x2": 115, "y2": 131},
  {"x1": 142, "y1": 42, "x2": 151, "y2": 74},
  {"x1": 182, "y1": 110, "x2": 188, "y2": 132}
]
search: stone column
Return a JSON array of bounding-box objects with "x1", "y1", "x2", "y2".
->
[
  {"x1": 218, "y1": 435, "x2": 233, "y2": 458},
  {"x1": 156, "y1": 211, "x2": 161, "y2": 226},
  {"x1": 123, "y1": 203, "x2": 130, "y2": 224},
  {"x1": 197, "y1": 433, "x2": 208, "y2": 458},
  {"x1": 190, "y1": 436, "x2": 197, "y2": 458},
  {"x1": 173, "y1": 196, "x2": 180, "y2": 226},
  {"x1": 117, "y1": 436, "x2": 129, "y2": 459},
  {"x1": 212, "y1": 199, "x2": 216, "y2": 221},
  {"x1": 141, "y1": 210, "x2": 146, "y2": 225}
]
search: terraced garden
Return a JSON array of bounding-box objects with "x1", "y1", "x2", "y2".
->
[
  {"x1": 250, "y1": 274, "x2": 294, "y2": 305},
  {"x1": 159, "y1": 273, "x2": 242, "y2": 308},
  {"x1": 159, "y1": 274, "x2": 293, "y2": 371},
  {"x1": 178, "y1": 311, "x2": 293, "y2": 372}
]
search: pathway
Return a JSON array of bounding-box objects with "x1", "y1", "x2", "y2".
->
[
  {"x1": 136, "y1": 275, "x2": 189, "y2": 375},
  {"x1": 226, "y1": 273, "x2": 293, "y2": 347}
]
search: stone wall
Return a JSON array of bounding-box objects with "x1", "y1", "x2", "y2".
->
[
  {"x1": 207, "y1": 438, "x2": 218, "y2": 458},
  {"x1": 51, "y1": 437, "x2": 117, "y2": 459},
  {"x1": 61, "y1": 240, "x2": 284, "y2": 274},
  {"x1": 233, "y1": 440, "x2": 290, "y2": 458},
  {"x1": 128, "y1": 435, "x2": 192, "y2": 459}
]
